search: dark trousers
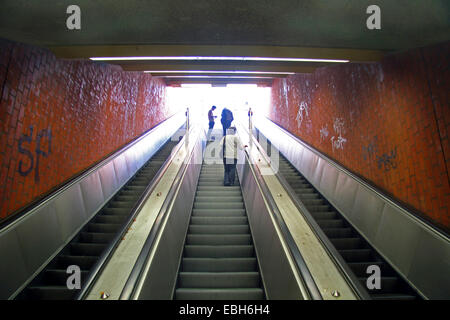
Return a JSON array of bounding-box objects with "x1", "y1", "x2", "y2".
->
[
  {"x1": 208, "y1": 121, "x2": 215, "y2": 129},
  {"x1": 223, "y1": 158, "x2": 237, "y2": 186}
]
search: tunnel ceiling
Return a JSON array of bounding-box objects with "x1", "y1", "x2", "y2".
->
[{"x1": 1, "y1": 0, "x2": 449, "y2": 85}]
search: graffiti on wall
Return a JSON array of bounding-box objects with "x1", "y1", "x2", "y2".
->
[
  {"x1": 18, "y1": 126, "x2": 52, "y2": 182},
  {"x1": 376, "y1": 146, "x2": 398, "y2": 172},
  {"x1": 295, "y1": 101, "x2": 309, "y2": 129},
  {"x1": 362, "y1": 137, "x2": 378, "y2": 161},
  {"x1": 330, "y1": 117, "x2": 347, "y2": 151},
  {"x1": 320, "y1": 125, "x2": 329, "y2": 142}
]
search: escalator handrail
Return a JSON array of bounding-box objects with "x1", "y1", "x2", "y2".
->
[
  {"x1": 0, "y1": 112, "x2": 184, "y2": 232},
  {"x1": 256, "y1": 115, "x2": 449, "y2": 239},
  {"x1": 76, "y1": 128, "x2": 189, "y2": 300},
  {"x1": 118, "y1": 128, "x2": 202, "y2": 300},
  {"x1": 242, "y1": 123, "x2": 370, "y2": 299},
  {"x1": 237, "y1": 124, "x2": 323, "y2": 300}
]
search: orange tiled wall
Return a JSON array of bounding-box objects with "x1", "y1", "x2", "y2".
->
[
  {"x1": 0, "y1": 39, "x2": 177, "y2": 221},
  {"x1": 268, "y1": 42, "x2": 449, "y2": 231}
]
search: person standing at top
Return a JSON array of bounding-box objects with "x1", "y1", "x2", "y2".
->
[
  {"x1": 207, "y1": 105, "x2": 217, "y2": 141},
  {"x1": 221, "y1": 107, "x2": 234, "y2": 136}
]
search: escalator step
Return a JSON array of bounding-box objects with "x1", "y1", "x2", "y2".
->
[
  {"x1": 190, "y1": 217, "x2": 248, "y2": 225},
  {"x1": 95, "y1": 214, "x2": 128, "y2": 224},
  {"x1": 102, "y1": 207, "x2": 130, "y2": 216},
  {"x1": 371, "y1": 294, "x2": 416, "y2": 300},
  {"x1": 329, "y1": 238, "x2": 363, "y2": 250},
  {"x1": 194, "y1": 202, "x2": 244, "y2": 209},
  {"x1": 178, "y1": 272, "x2": 260, "y2": 288},
  {"x1": 88, "y1": 223, "x2": 122, "y2": 233},
  {"x1": 196, "y1": 190, "x2": 242, "y2": 197},
  {"x1": 315, "y1": 219, "x2": 345, "y2": 228},
  {"x1": 338, "y1": 249, "x2": 373, "y2": 262},
  {"x1": 43, "y1": 269, "x2": 89, "y2": 286},
  {"x1": 108, "y1": 201, "x2": 135, "y2": 208},
  {"x1": 80, "y1": 232, "x2": 116, "y2": 243},
  {"x1": 192, "y1": 208, "x2": 246, "y2": 217},
  {"x1": 358, "y1": 277, "x2": 401, "y2": 294},
  {"x1": 184, "y1": 245, "x2": 254, "y2": 258},
  {"x1": 189, "y1": 225, "x2": 249, "y2": 234},
  {"x1": 175, "y1": 288, "x2": 264, "y2": 300},
  {"x1": 186, "y1": 234, "x2": 252, "y2": 246},
  {"x1": 56, "y1": 255, "x2": 98, "y2": 270},
  {"x1": 310, "y1": 211, "x2": 337, "y2": 220},
  {"x1": 182, "y1": 258, "x2": 258, "y2": 272},
  {"x1": 347, "y1": 261, "x2": 388, "y2": 277},
  {"x1": 322, "y1": 228, "x2": 353, "y2": 238},
  {"x1": 195, "y1": 196, "x2": 243, "y2": 203},
  {"x1": 70, "y1": 243, "x2": 106, "y2": 256}
]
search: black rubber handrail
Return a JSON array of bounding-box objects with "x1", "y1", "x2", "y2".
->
[
  {"x1": 118, "y1": 129, "x2": 202, "y2": 300},
  {"x1": 76, "y1": 127, "x2": 188, "y2": 300}
]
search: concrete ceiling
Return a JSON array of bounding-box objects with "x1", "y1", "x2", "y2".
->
[{"x1": 1, "y1": 0, "x2": 449, "y2": 84}]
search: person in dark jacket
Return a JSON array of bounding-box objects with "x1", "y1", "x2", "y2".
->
[{"x1": 220, "y1": 107, "x2": 234, "y2": 136}]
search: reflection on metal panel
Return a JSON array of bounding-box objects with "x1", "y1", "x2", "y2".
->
[{"x1": 254, "y1": 115, "x2": 450, "y2": 299}]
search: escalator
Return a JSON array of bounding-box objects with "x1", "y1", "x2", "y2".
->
[
  {"x1": 272, "y1": 148, "x2": 420, "y2": 300},
  {"x1": 174, "y1": 149, "x2": 265, "y2": 300},
  {"x1": 16, "y1": 139, "x2": 179, "y2": 300}
]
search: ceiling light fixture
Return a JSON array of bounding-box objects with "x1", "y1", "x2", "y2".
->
[{"x1": 90, "y1": 56, "x2": 349, "y2": 63}]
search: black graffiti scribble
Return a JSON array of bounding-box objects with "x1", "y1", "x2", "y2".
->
[
  {"x1": 376, "y1": 146, "x2": 398, "y2": 172},
  {"x1": 17, "y1": 126, "x2": 52, "y2": 182},
  {"x1": 362, "y1": 137, "x2": 378, "y2": 161}
]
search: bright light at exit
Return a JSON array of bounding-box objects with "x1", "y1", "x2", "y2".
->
[{"x1": 167, "y1": 85, "x2": 271, "y2": 127}]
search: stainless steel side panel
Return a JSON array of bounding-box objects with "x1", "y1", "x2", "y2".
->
[
  {"x1": 131, "y1": 133, "x2": 204, "y2": 300},
  {"x1": 0, "y1": 113, "x2": 185, "y2": 299},
  {"x1": 237, "y1": 152, "x2": 304, "y2": 300},
  {"x1": 254, "y1": 115, "x2": 450, "y2": 299}
]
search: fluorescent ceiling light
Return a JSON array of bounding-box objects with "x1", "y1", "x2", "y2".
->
[
  {"x1": 164, "y1": 76, "x2": 273, "y2": 79},
  {"x1": 143, "y1": 70, "x2": 295, "y2": 75},
  {"x1": 90, "y1": 56, "x2": 349, "y2": 63}
]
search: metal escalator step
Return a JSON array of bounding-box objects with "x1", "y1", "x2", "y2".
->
[
  {"x1": 70, "y1": 243, "x2": 106, "y2": 256},
  {"x1": 108, "y1": 201, "x2": 135, "y2": 208},
  {"x1": 338, "y1": 249, "x2": 373, "y2": 262},
  {"x1": 190, "y1": 217, "x2": 248, "y2": 225},
  {"x1": 43, "y1": 269, "x2": 89, "y2": 286},
  {"x1": 120, "y1": 190, "x2": 143, "y2": 197},
  {"x1": 87, "y1": 223, "x2": 122, "y2": 233},
  {"x1": 182, "y1": 258, "x2": 257, "y2": 272},
  {"x1": 189, "y1": 225, "x2": 249, "y2": 234},
  {"x1": 186, "y1": 234, "x2": 252, "y2": 245},
  {"x1": 95, "y1": 214, "x2": 128, "y2": 224},
  {"x1": 358, "y1": 277, "x2": 401, "y2": 294},
  {"x1": 198, "y1": 181, "x2": 228, "y2": 186},
  {"x1": 194, "y1": 202, "x2": 244, "y2": 209},
  {"x1": 80, "y1": 232, "x2": 116, "y2": 243},
  {"x1": 192, "y1": 208, "x2": 246, "y2": 217},
  {"x1": 124, "y1": 185, "x2": 146, "y2": 191},
  {"x1": 197, "y1": 186, "x2": 240, "y2": 191},
  {"x1": 322, "y1": 227, "x2": 353, "y2": 238},
  {"x1": 294, "y1": 188, "x2": 315, "y2": 194},
  {"x1": 175, "y1": 288, "x2": 264, "y2": 300},
  {"x1": 184, "y1": 245, "x2": 254, "y2": 258},
  {"x1": 26, "y1": 286, "x2": 77, "y2": 300},
  {"x1": 178, "y1": 272, "x2": 260, "y2": 288},
  {"x1": 329, "y1": 238, "x2": 363, "y2": 250},
  {"x1": 115, "y1": 195, "x2": 140, "y2": 202},
  {"x1": 102, "y1": 207, "x2": 130, "y2": 216},
  {"x1": 300, "y1": 198, "x2": 326, "y2": 206},
  {"x1": 315, "y1": 219, "x2": 345, "y2": 228},
  {"x1": 195, "y1": 196, "x2": 243, "y2": 203},
  {"x1": 297, "y1": 193, "x2": 320, "y2": 199},
  {"x1": 196, "y1": 190, "x2": 242, "y2": 197},
  {"x1": 347, "y1": 261, "x2": 388, "y2": 277},
  {"x1": 56, "y1": 255, "x2": 98, "y2": 270},
  {"x1": 306, "y1": 205, "x2": 331, "y2": 212},
  {"x1": 310, "y1": 211, "x2": 337, "y2": 220}
]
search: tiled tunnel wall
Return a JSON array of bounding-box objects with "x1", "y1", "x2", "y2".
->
[
  {"x1": 267, "y1": 41, "x2": 449, "y2": 231},
  {"x1": 0, "y1": 39, "x2": 177, "y2": 221}
]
